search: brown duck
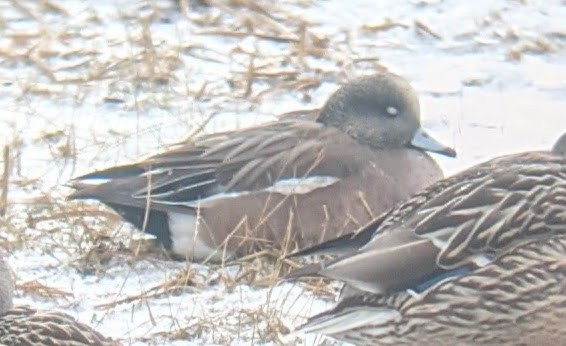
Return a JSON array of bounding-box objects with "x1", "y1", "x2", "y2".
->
[
  {"x1": 287, "y1": 133, "x2": 566, "y2": 346},
  {"x1": 68, "y1": 73, "x2": 455, "y2": 262},
  {"x1": 0, "y1": 255, "x2": 116, "y2": 346}
]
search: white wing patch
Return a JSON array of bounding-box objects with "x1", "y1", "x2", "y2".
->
[
  {"x1": 266, "y1": 176, "x2": 340, "y2": 194},
  {"x1": 161, "y1": 176, "x2": 340, "y2": 207}
]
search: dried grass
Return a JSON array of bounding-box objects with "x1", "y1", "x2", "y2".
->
[
  {"x1": 0, "y1": 1, "x2": 341, "y2": 343},
  {"x1": 0, "y1": 0, "x2": 560, "y2": 344}
]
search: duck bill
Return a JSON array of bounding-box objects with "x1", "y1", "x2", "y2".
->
[{"x1": 410, "y1": 128, "x2": 456, "y2": 158}]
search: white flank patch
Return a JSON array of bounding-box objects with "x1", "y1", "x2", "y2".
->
[{"x1": 167, "y1": 211, "x2": 234, "y2": 262}]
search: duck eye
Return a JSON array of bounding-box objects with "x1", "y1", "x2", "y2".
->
[{"x1": 385, "y1": 106, "x2": 398, "y2": 117}]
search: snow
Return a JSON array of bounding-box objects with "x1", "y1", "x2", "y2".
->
[{"x1": 0, "y1": 0, "x2": 565, "y2": 345}]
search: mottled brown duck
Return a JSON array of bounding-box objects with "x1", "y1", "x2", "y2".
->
[
  {"x1": 288, "y1": 134, "x2": 566, "y2": 346},
  {"x1": 0, "y1": 256, "x2": 116, "y2": 346}
]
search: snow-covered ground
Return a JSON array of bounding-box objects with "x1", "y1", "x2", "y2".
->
[{"x1": 0, "y1": 0, "x2": 565, "y2": 345}]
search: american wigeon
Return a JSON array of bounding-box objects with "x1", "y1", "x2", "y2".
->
[
  {"x1": 287, "y1": 133, "x2": 566, "y2": 346},
  {"x1": 68, "y1": 73, "x2": 455, "y2": 262},
  {"x1": 0, "y1": 256, "x2": 116, "y2": 346}
]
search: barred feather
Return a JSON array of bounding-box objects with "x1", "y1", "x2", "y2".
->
[
  {"x1": 290, "y1": 134, "x2": 566, "y2": 345},
  {"x1": 1, "y1": 257, "x2": 115, "y2": 346},
  {"x1": 0, "y1": 306, "x2": 116, "y2": 346}
]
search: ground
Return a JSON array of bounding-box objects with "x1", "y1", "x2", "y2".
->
[{"x1": 0, "y1": 0, "x2": 565, "y2": 345}]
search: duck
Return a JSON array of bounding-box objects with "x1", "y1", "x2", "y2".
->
[
  {"x1": 286, "y1": 133, "x2": 566, "y2": 345},
  {"x1": 0, "y1": 255, "x2": 116, "y2": 346},
  {"x1": 68, "y1": 73, "x2": 455, "y2": 262}
]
